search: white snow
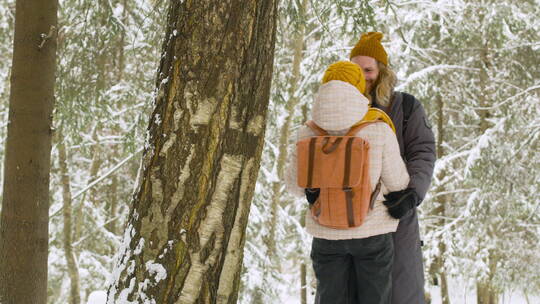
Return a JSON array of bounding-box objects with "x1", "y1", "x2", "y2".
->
[
  {"x1": 87, "y1": 291, "x2": 107, "y2": 304},
  {"x1": 145, "y1": 260, "x2": 167, "y2": 284}
]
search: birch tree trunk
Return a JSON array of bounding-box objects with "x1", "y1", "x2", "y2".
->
[
  {"x1": 106, "y1": 0, "x2": 278, "y2": 303},
  {"x1": 0, "y1": 0, "x2": 57, "y2": 303}
]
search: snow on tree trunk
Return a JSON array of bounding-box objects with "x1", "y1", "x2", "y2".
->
[
  {"x1": 106, "y1": 0, "x2": 278, "y2": 303},
  {"x1": 0, "y1": 0, "x2": 58, "y2": 303}
]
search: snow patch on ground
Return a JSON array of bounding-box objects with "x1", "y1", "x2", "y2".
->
[{"x1": 87, "y1": 291, "x2": 107, "y2": 304}]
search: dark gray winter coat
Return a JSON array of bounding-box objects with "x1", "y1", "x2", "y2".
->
[
  {"x1": 375, "y1": 91, "x2": 436, "y2": 304},
  {"x1": 374, "y1": 91, "x2": 436, "y2": 202}
]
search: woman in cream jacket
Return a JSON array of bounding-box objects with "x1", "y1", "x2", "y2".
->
[{"x1": 285, "y1": 63, "x2": 410, "y2": 304}]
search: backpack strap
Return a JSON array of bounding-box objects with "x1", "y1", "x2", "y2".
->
[
  {"x1": 345, "y1": 121, "x2": 377, "y2": 136},
  {"x1": 401, "y1": 92, "x2": 416, "y2": 136},
  {"x1": 369, "y1": 179, "x2": 382, "y2": 210},
  {"x1": 345, "y1": 120, "x2": 382, "y2": 213},
  {"x1": 306, "y1": 120, "x2": 378, "y2": 137},
  {"x1": 343, "y1": 137, "x2": 356, "y2": 227},
  {"x1": 306, "y1": 137, "x2": 317, "y2": 188},
  {"x1": 305, "y1": 120, "x2": 328, "y2": 136}
]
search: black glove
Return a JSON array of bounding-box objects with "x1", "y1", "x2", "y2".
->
[
  {"x1": 305, "y1": 188, "x2": 320, "y2": 205},
  {"x1": 383, "y1": 188, "x2": 418, "y2": 219}
]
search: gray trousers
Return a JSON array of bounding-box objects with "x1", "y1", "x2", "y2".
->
[
  {"x1": 311, "y1": 234, "x2": 394, "y2": 304},
  {"x1": 344, "y1": 208, "x2": 425, "y2": 304}
]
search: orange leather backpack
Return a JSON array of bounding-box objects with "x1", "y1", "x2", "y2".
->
[{"x1": 296, "y1": 120, "x2": 381, "y2": 229}]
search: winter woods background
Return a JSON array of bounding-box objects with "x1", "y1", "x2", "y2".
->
[{"x1": 0, "y1": 0, "x2": 538, "y2": 303}]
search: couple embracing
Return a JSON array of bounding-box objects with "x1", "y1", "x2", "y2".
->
[{"x1": 286, "y1": 32, "x2": 436, "y2": 304}]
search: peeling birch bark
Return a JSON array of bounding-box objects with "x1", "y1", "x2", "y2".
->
[{"x1": 106, "y1": 0, "x2": 278, "y2": 303}]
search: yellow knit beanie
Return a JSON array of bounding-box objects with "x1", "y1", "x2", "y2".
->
[
  {"x1": 322, "y1": 61, "x2": 366, "y2": 94},
  {"x1": 349, "y1": 32, "x2": 388, "y2": 65}
]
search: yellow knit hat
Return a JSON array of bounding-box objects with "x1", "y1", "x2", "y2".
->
[
  {"x1": 322, "y1": 61, "x2": 366, "y2": 94},
  {"x1": 349, "y1": 32, "x2": 388, "y2": 65}
]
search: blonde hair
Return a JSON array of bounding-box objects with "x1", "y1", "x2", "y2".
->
[{"x1": 372, "y1": 62, "x2": 397, "y2": 107}]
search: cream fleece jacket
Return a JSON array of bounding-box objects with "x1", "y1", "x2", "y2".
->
[{"x1": 285, "y1": 80, "x2": 410, "y2": 240}]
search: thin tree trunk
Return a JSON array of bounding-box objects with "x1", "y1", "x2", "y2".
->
[
  {"x1": 0, "y1": 0, "x2": 57, "y2": 303},
  {"x1": 106, "y1": 0, "x2": 128, "y2": 236},
  {"x1": 72, "y1": 127, "x2": 102, "y2": 250},
  {"x1": 488, "y1": 291, "x2": 499, "y2": 304},
  {"x1": 300, "y1": 80, "x2": 310, "y2": 304},
  {"x1": 300, "y1": 208, "x2": 308, "y2": 304},
  {"x1": 477, "y1": 251, "x2": 500, "y2": 304},
  {"x1": 106, "y1": 0, "x2": 278, "y2": 303},
  {"x1": 475, "y1": 35, "x2": 499, "y2": 304},
  {"x1": 424, "y1": 292, "x2": 432, "y2": 304},
  {"x1": 425, "y1": 12, "x2": 452, "y2": 303},
  {"x1": 438, "y1": 241, "x2": 450, "y2": 304},
  {"x1": 435, "y1": 92, "x2": 451, "y2": 304},
  {"x1": 73, "y1": 193, "x2": 85, "y2": 244},
  {"x1": 524, "y1": 292, "x2": 531, "y2": 304},
  {"x1": 426, "y1": 77, "x2": 450, "y2": 304},
  {"x1": 88, "y1": 126, "x2": 103, "y2": 206},
  {"x1": 95, "y1": 0, "x2": 109, "y2": 100},
  {"x1": 115, "y1": 0, "x2": 128, "y2": 83},
  {"x1": 265, "y1": 0, "x2": 307, "y2": 285},
  {"x1": 106, "y1": 165, "x2": 119, "y2": 235},
  {"x1": 477, "y1": 281, "x2": 487, "y2": 304},
  {"x1": 300, "y1": 261, "x2": 307, "y2": 304},
  {"x1": 58, "y1": 134, "x2": 81, "y2": 304}
]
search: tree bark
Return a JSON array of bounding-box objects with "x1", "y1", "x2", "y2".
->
[
  {"x1": 58, "y1": 134, "x2": 81, "y2": 304},
  {"x1": 0, "y1": 0, "x2": 57, "y2": 303},
  {"x1": 106, "y1": 0, "x2": 278, "y2": 303}
]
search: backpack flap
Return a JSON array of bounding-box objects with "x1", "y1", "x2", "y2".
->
[{"x1": 296, "y1": 136, "x2": 368, "y2": 188}]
